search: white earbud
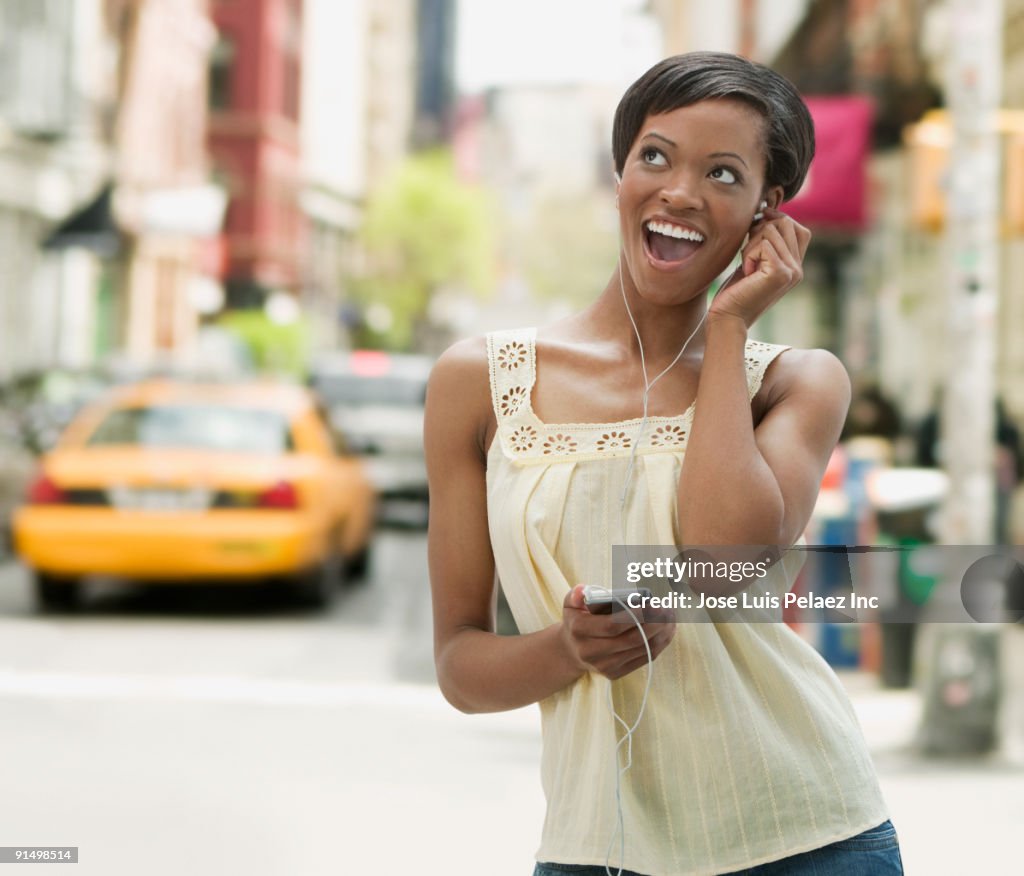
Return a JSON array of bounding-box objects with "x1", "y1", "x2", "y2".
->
[
  {"x1": 614, "y1": 171, "x2": 622, "y2": 184},
  {"x1": 753, "y1": 200, "x2": 768, "y2": 222}
]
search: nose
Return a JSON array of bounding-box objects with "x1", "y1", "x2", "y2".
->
[{"x1": 660, "y1": 168, "x2": 704, "y2": 211}]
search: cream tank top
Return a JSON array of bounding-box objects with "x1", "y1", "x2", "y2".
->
[{"x1": 484, "y1": 327, "x2": 889, "y2": 876}]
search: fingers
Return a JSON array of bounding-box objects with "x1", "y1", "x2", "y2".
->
[
  {"x1": 568, "y1": 616, "x2": 677, "y2": 680},
  {"x1": 746, "y1": 209, "x2": 810, "y2": 273},
  {"x1": 749, "y1": 211, "x2": 811, "y2": 262},
  {"x1": 562, "y1": 585, "x2": 679, "y2": 680},
  {"x1": 712, "y1": 208, "x2": 810, "y2": 327},
  {"x1": 764, "y1": 208, "x2": 803, "y2": 258},
  {"x1": 565, "y1": 583, "x2": 587, "y2": 611},
  {"x1": 598, "y1": 625, "x2": 676, "y2": 680},
  {"x1": 743, "y1": 228, "x2": 802, "y2": 292}
]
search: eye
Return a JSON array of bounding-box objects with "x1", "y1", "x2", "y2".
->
[
  {"x1": 709, "y1": 166, "x2": 740, "y2": 185},
  {"x1": 640, "y1": 147, "x2": 667, "y2": 166}
]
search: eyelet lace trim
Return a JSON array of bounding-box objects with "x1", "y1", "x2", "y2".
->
[
  {"x1": 650, "y1": 424, "x2": 688, "y2": 446},
  {"x1": 596, "y1": 431, "x2": 631, "y2": 451},
  {"x1": 495, "y1": 340, "x2": 528, "y2": 371},
  {"x1": 486, "y1": 327, "x2": 790, "y2": 462}
]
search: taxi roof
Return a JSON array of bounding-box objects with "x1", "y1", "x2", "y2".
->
[{"x1": 101, "y1": 379, "x2": 315, "y2": 417}]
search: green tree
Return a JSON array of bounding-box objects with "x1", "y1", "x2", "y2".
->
[
  {"x1": 218, "y1": 310, "x2": 311, "y2": 379},
  {"x1": 354, "y1": 150, "x2": 496, "y2": 349}
]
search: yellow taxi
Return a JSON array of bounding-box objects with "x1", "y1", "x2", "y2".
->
[{"x1": 13, "y1": 379, "x2": 376, "y2": 610}]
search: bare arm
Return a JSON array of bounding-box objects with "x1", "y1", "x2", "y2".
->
[
  {"x1": 678, "y1": 208, "x2": 850, "y2": 548},
  {"x1": 678, "y1": 329, "x2": 850, "y2": 547},
  {"x1": 426, "y1": 338, "x2": 675, "y2": 714}
]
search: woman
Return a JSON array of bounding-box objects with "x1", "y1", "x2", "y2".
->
[{"x1": 425, "y1": 52, "x2": 902, "y2": 876}]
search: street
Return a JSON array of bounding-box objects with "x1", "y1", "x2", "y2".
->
[
  {"x1": 0, "y1": 528, "x2": 544, "y2": 875},
  {"x1": 0, "y1": 529, "x2": 1022, "y2": 875}
]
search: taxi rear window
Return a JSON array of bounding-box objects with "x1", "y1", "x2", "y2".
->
[{"x1": 87, "y1": 406, "x2": 294, "y2": 453}]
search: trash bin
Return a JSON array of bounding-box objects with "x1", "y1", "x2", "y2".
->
[
  {"x1": 868, "y1": 468, "x2": 948, "y2": 689},
  {"x1": 917, "y1": 626, "x2": 1001, "y2": 755},
  {"x1": 875, "y1": 533, "x2": 940, "y2": 688}
]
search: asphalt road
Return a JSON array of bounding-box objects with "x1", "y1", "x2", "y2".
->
[{"x1": 0, "y1": 528, "x2": 545, "y2": 876}]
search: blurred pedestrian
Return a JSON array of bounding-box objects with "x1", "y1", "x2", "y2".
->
[
  {"x1": 841, "y1": 379, "x2": 905, "y2": 467},
  {"x1": 842, "y1": 380, "x2": 902, "y2": 444},
  {"x1": 915, "y1": 393, "x2": 1022, "y2": 543},
  {"x1": 426, "y1": 53, "x2": 902, "y2": 875}
]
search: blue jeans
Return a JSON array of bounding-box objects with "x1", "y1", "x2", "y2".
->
[{"x1": 533, "y1": 819, "x2": 903, "y2": 875}]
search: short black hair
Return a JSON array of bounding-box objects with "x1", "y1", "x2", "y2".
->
[{"x1": 612, "y1": 52, "x2": 815, "y2": 202}]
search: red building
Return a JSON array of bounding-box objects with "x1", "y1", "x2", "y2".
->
[{"x1": 207, "y1": 0, "x2": 305, "y2": 307}]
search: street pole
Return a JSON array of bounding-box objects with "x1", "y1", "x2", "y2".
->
[
  {"x1": 918, "y1": 0, "x2": 1004, "y2": 756},
  {"x1": 943, "y1": 2, "x2": 1001, "y2": 542}
]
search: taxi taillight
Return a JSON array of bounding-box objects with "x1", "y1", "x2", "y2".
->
[
  {"x1": 27, "y1": 475, "x2": 67, "y2": 505},
  {"x1": 256, "y1": 481, "x2": 299, "y2": 509}
]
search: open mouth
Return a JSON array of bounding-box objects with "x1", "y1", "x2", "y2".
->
[{"x1": 643, "y1": 220, "x2": 705, "y2": 267}]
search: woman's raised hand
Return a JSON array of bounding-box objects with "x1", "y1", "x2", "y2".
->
[{"x1": 708, "y1": 207, "x2": 811, "y2": 329}]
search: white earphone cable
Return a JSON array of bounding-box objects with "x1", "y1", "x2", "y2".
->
[
  {"x1": 617, "y1": 258, "x2": 709, "y2": 525},
  {"x1": 604, "y1": 251, "x2": 744, "y2": 876}
]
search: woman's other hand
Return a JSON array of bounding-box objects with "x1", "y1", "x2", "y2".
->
[{"x1": 559, "y1": 585, "x2": 677, "y2": 680}]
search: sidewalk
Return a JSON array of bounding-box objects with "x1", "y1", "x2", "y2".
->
[
  {"x1": 838, "y1": 669, "x2": 1024, "y2": 874},
  {"x1": 839, "y1": 669, "x2": 922, "y2": 751}
]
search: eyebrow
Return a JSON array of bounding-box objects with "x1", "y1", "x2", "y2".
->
[
  {"x1": 640, "y1": 133, "x2": 751, "y2": 170},
  {"x1": 641, "y1": 132, "x2": 677, "y2": 148},
  {"x1": 710, "y1": 151, "x2": 750, "y2": 170}
]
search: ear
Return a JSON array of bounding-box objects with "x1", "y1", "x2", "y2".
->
[{"x1": 763, "y1": 185, "x2": 785, "y2": 210}]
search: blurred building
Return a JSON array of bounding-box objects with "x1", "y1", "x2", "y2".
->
[
  {"x1": 1008, "y1": 0, "x2": 1024, "y2": 105},
  {"x1": 363, "y1": 0, "x2": 416, "y2": 190},
  {"x1": 411, "y1": 0, "x2": 456, "y2": 148},
  {"x1": 300, "y1": 0, "x2": 367, "y2": 353},
  {"x1": 999, "y1": 0, "x2": 1024, "y2": 419},
  {"x1": 0, "y1": 0, "x2": 224, "y2": 378},
  {"x1": 207, "y1": 0, "x2": 304, "y2": 311},
  {"x1": 299, "y1": 0, "x2": 451, "y2": 355},
  {"x1": 647, "y1": 0, "x2": 809, "y2": 60},
  {"x1": 834, "y1": 0, "x2": 1024, "y2": 427},
  {"x1": 0, "y1": 0, "x2": 113, "y2": 379},
  {"x1": 107, "y1": 0, "x2": 221, "y2": 363},
  {"x1": 445, "y1": 3, "x2": 665, "y2": 334},
  {"x1": 200, "y1": 0, "x2": 451, "y2": 357},
  {"x1": 477, "y1": 84, "x2": 620, "y2": 208},
  {"x1": 450, "y1": 82, "x2": 622, "y2": 332},
  {"x1": 361, "y1": 0, "x2": 453, "y2": 177}
]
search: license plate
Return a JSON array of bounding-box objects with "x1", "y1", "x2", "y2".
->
[{"x1": 108, "y1": 486, "x2": 212, "y2": 511}]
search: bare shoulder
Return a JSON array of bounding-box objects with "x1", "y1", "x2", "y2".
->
[
  {"x1": 425, "y1": 336, "x2": 494, "y2": 457},
  {"x1": 428, "y1": 335, "x2": 489, "y2": 387},
  {"x1": 760, "y1": 346, "x2": 852, "y2": 426}
]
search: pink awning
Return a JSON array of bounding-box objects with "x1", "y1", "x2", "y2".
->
[{"x1": 784, "y1": 96, "x2": 874, "y2": 232}]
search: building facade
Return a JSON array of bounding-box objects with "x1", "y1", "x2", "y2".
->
[
  {"x1": 300, "y1": 0, "x2": 367, "y2": 352},
  {"x1": 207, "y1": 0, "x2": 305, "y2": 309},
  {"x1": 0, "y1": 0, "x2": 113, "y2": 379},
  {"x1": 109, "y1": 0, "x2": 220, "y2": 363}
]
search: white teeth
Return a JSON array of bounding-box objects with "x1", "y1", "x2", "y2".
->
[{"x1": 645, "y1": 220, "x2": 704, "y2": 243}]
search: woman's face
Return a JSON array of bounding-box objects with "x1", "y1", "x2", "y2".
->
[{"x1": 616, "y1": 98, "x2": 781, "y2": 305}]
